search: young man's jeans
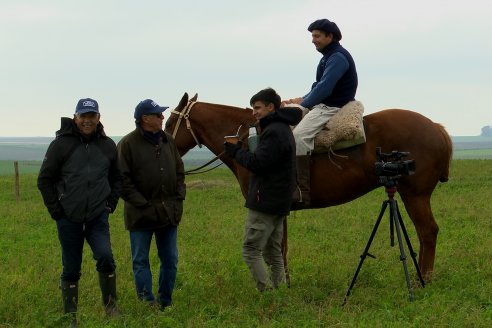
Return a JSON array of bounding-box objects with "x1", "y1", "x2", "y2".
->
[
  {"x1": 130, "y1": 226, "x2": 178, "y2": 307},
  {"x1": 242, "y1": 209, "x2": 286, "y2": 291},
  {"x1": 56, "y1": 211, "x2": 116, "y2": 282},
  {"x1": 293, "y1": 103, "x2": 340, "y2": 155}
]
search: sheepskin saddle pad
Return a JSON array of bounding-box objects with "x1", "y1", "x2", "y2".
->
[{"x1": 287, "y1": 101, "x2": 366, "y2": 153}]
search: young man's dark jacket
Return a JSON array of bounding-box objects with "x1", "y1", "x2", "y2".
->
[
  {"x1": 231, "y1": 107, "x2": 302, "y2": 216},
  {"x1": 117, "y1": 128, "x2": 186, "y2": 231},
  {"x1": 38, "y1": 117, "x2": 122, "y2": 222}
]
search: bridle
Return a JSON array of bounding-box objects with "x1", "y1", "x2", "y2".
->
[
  {"x1": 170, "y1": 100, "x2": 202, "y2": 148},
  {"x1": 169, "y1": 99, "x2": 250, "y2": 175}
]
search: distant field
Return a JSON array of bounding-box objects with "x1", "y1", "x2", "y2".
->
[
  {"x1": 450, "y1": 135, "x2": 492, "y2": 159},
  {"x1": 0, "y1": 157, "x2": 220, "y2": 176},
  {"x1": 453, "y1": 149, "x2": 492, "y2": 159},
  {"x1": 452, "y1": 136, "x2": 492, "y2": 142},
  {"x1": 1, "y1": 136, "x2": 491, "y2": 165}
]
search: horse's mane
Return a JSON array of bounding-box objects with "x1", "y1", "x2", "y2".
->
[{"x1": 197, "y1": 101, "x2": 251, "y2": 112}]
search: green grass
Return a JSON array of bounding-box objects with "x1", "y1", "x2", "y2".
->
[
  {"x1": 1, "y1": 161, "x2": 491, "y2": 327},
  {"x1": 453, "y1": 149, "x2": 492, "y2": 159}
]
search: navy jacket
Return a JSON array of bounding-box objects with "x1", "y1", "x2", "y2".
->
[
  {"x1": 303, "y1": 41, "x2": 358, "y2": 108},
  {"x1": 233, "y1": 107, "x2": 302, "y2": 215}
]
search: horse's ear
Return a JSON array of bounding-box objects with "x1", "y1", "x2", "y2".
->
[
  {"x1": 190, "y1": 93, "x2": 198, "y2": 102},
  {"x1": 177, "y1": 92, "x2": 189, "y2": 110}
]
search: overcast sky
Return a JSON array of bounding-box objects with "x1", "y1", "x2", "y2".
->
[{"x1": 1, "y1": 0, "x2": 490, "y2": 137}]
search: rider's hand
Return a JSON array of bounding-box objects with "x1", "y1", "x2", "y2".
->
[{"x1": 282, "y1": 97, "x2": 303, "y2": 106}]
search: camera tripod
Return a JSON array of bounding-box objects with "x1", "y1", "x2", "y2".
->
[{"x1": 342, "y1": 177, "x2": 425, "y2": 305}]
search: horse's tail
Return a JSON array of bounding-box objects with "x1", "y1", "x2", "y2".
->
[{"x1": 436, "y1": 123, "x2": 453, "y2": 182}]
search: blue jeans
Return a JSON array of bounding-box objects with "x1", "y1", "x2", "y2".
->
[
  {"x1": 56, "y1": 211, "x2": 116, "y2": 282},
  {"x1": 130, "y1": 226, "x2": 178, "y2": 306}
]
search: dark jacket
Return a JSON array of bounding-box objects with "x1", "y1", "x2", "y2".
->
[
  {"x1": 233, "y1": 107, "x2": 302, "y2": 215},
  {"x1": 38, "y1": 117, "x2": 122, "y2": 222},
  {"x1": 313, "y1": 41, "x2": 358, "y2": 108},
  {"x1": 117, "y1": 128, "x2": 186, "y2": 231}
]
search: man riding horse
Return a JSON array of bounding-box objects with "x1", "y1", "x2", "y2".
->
[{"x1": 283, "y1": 18, "x2": 358, "y2": 208}]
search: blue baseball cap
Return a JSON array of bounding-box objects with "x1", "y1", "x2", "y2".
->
[
  {"x1": 75, "y1": 98, "x2": 99, "y2": 114},
  {"x1": 134, "y1": 99, "x2": 169, "y2": 119}
]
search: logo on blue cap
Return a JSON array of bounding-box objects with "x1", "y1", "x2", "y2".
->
[
  {"x1": 76, "y1": 98, "x2": 99, "y2": 114},
  {"x1": 83, "y1": 100, "x2": 96, "y2": 108},
  {"x1": 134, "y1": 99, "x2": 169, "y2": 119}
]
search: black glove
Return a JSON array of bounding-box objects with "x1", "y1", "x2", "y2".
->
[{"x1": 223, "y1": 141, "x2": 242, "y2": 157}]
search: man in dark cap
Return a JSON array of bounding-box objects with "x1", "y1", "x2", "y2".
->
[
  {"x1": 117, "y1": 99, "x2": 186, "y2": 310},
  {"x1": 283, "y1": 18, "x2": 358, "y2": 207},
  {"x1": 38, "y1": 98, "x2": 122, "y2": 326}
]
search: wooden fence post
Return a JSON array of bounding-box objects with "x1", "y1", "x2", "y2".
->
[{"x1": 14, "y1": 161, "x2": 20, "y2": 202}]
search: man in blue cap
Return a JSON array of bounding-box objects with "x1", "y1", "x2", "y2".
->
[
  {"x1": 283, "y1": 18, "x2": 358, "y2": 207},
  {"x1": 38, "y1": 98, "x2": 122, "y2": 325},
  {"x1": 117, "y1": 99, "x2": 186, "y2": 310}
]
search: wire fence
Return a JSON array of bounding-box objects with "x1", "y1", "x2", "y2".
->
[
  {"x1": 3, "y1": 152, "x2": 491, "y2": 204},
  {"x1": 0, "y1": 158, "x2": 229, "y2": 203},
  {"x1": 0, "y1": 161, "x2": 43, "y2": 203}
]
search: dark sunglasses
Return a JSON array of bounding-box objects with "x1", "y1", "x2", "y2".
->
[{"x1": 144, "y1": 113, "x2": 164, "y2": 118}]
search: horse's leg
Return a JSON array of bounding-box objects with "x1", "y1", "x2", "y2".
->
[
  {"x1": 400, "y1": 194, "x2": 439, "y2": 282},
  {"x1": 282, "y1": 218, "x2": 290, "y2": 287}
]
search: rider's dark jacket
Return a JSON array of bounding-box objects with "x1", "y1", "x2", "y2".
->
[
  {"x1": 303, "y1": 41, "x2": 358, "y2": 108},
  {"x1": 232, "y1": 107, "x2": 302, "y2": 215}
]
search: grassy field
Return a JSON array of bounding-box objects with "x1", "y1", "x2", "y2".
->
[
  {"x1": 453, "y1": 149, "x2": 492, "y2": 159},
  {"x1": 1, "y1": 134, "x2": 492, "y2": 164},
  {"x1": 0, "y1": 160, "x2": 491, "y2": 327}
]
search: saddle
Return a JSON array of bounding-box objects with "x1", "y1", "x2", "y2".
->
[
  {"x1": 288, "y1": 101, "x2": 366, "y2": 210},
  {"x1": 287, "y1": 101, "x2": 366, "y2": 153}
]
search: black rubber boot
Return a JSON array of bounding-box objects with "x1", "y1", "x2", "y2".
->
[
  {"x1": 98, "y1": 272, "x2": 120, "y2": 317},
  {"x1": 292, "y1": 155, "x2": 311, "y2": 209},
  {"x1": 60, "y1": 281, "x2": 78, "y2": 327}
]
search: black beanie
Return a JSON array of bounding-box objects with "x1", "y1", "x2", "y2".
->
[{"x1": 308, "y1": 19, "x2": 342, "y2": 40}]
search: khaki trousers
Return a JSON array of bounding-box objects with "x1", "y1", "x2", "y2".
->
[
  {"x1": 242, "y1": 209, "x2": 285, "y2": 291},
  {"x1": 293, "y1": 103, "x2": 340, "y2": 155}
]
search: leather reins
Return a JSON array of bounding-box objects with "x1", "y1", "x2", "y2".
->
[{"x1": 169, "y1": 99, "x2": 249, "y2": 175}]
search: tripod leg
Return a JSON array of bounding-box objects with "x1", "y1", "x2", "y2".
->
[
  {"x1": 390, "y1": 210, "x2": 395, "y2": 247},
  {"x1": 395, "y1": 204, "x2": 426, "y2": 287},
  {"x1": 390, "y1": 200, "x2": 415, "y2": 302},
  {"x1": 343, "y1": 200, "x2": 389, "y2": 306}
]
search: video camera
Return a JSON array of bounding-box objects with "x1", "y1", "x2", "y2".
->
[{"x1": 375, "y1": 147, "x2": 416, "y2": 178}]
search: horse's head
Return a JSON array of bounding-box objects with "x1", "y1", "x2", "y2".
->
[
  {"x1": 165, "y1": 92, "x2": 199, "y2": 156},
  {"x1": 165, "y1": 93, "x2": 256, "y2": 166}
]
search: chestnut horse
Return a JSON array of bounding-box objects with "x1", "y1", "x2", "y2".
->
[{"x1": 165, "y1": 92, "x2": 452, "y2": 281}]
